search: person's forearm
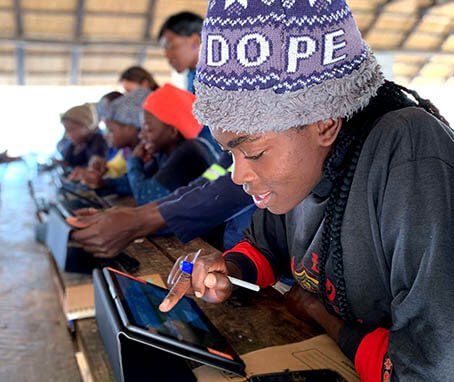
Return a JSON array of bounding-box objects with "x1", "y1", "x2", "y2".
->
[
  {"x1": 226, "y1": 261, "x2": 243, "y2": 279},
  {"x1": 133, "y1": 202, "x2": 169, "y2": 238},
  {"x1": 305, "y1": 301, "x2": 343, "y2": 341}
]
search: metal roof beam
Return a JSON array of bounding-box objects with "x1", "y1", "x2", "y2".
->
[
  {"x1": 362, "y1": 0, "x2": 396, "y2": 40},
  {"x1": 0, "y1": 7, "x2": 149, "y2": 18},
  {"x1": 0, "y1": 37, "x2": 162, "y2": 51},
  {"x1": 398, "y1": 2, "x2": 436, "y2": 49},
  {"x1": 16, "y1": 44, "x2": 25, "y2": 85},
  {"x1": 138, "y1": 0, "x2": 157, "y2": 66},
  {"x1": 70, "y1": 46, "x2": 81, "y2": 85},
  {"x1": 409, "y1": 31, "x2": 453, "y2": 82},
  {"x1": 13, "y1": 0, "x2": 24, "y2": 85},
  {"x1": 13, "y1": 0, "x2": 23, "y2": 36},
  {"x1": 70, "y1": 0, "x2": 85, "y2": 85},
  {"x1": 23, "y1": 70, "x2": 170, "y2": 77},
  {"x1": 4, "y1": 36, "x2": 454, "y2": 58}
]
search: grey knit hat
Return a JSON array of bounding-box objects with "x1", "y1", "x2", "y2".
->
[
  {"x1": 106, "y1": 88, "x2": 151, "y2": 129},
  {"x1": 193, "y1": 0, "x2": 385, "y2": 134}
]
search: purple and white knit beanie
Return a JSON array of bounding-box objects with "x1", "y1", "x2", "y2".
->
[{"x1": 193, "y1": 0, "x2": 385, "y2": 134}]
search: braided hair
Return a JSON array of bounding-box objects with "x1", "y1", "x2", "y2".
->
[{"x1": 317, "y1": 81, "x2": 449, "y2": 321}]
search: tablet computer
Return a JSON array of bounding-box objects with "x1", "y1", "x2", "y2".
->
[
  {"x1": 59, "y1": 183, "x2": 107, "y2": 209},
  {"x1": 103, "y1": 267, "x2": 246, "y2": 376},
  {"x1": 53, "y1": 172, "x2": 110, "y2": 209}
]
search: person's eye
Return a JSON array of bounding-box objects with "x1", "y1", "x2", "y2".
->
[{"x1": 245, "y1": 151, "x2": 264, "y2": 161}]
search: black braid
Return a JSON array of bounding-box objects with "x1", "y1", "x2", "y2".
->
[{"x1": 317, "y1": 81, "x2": 449, "y2": 321}]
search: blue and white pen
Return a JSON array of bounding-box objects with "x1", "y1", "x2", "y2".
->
[{"x1": 180, "y1": 250, "x2": 260, "y2": 292}]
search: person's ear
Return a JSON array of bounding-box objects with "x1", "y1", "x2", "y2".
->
[
  {"x1": 169, "y1": 126, "x2": 179, "y2": 139},
  {"x1": 140, "y1": 79, "x2": 150, "y2": 88},
  {"x1": 316, "y1": 118, "x2": 342, "y2": 147},
  {"x1": 189, "y1": 33, "x2": 201, "y2": 50}
]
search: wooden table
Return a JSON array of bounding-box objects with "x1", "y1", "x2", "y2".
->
[
  {"x1": 39, "y1": 185, "x2": 321, "y2": 381},
  {"x1": 59, "y1": 235, "x2": 320, "y2": 381}
]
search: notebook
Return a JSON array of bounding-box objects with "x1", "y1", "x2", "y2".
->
[
  {"x1": 64, "y1": 283, "x2": 95, "y2": 321},
  {"x1": 64, "y1": 274, "x2": 165, "y2": 321}
]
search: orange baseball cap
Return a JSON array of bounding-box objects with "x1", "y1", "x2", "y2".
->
[{"x1": 142, "y1": 83, "x2": 203, "y2": 139}]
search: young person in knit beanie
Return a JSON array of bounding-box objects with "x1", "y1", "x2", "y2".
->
[
  {"x1": 67, "y1": 91, "x2": 124, "y2": 182},
  {"x1": 75, "y1": 88, "x2": 149, "y2": 189},
  {"x1": 59, "y1": 103, "x2": 108, "y2": 168},
  {"x1": 159, "y1": 1, "x2": 454, "y2": 381},
  {"x1": 86, "y1": 84, "x2": 214, "y2": 206}
]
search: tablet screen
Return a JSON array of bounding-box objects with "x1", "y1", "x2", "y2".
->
[{"x1": 107, "y1": 269, "x2": 241, "y2": 364}]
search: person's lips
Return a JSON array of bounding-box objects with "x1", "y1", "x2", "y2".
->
[{"x1": 251, "y1": 191, "x2": 272, "y2": 209}]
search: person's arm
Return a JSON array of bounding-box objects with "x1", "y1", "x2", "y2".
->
[
  {"x1": 126, "y1": 156, "x2": 170, "y2": 206},
  {"x1": 156, "y1": 151, "x2": 232, "y2": 205},
  {"x1": 158, "y1": 173, "x2": 253, "y2": 243},
  {"x1": 101, "y1": 174, "x2": 132, "y2": 196},
  {"x1": 222, "y1": 208, "x2": 291, "y2": 286},
  {"x1": 70, "y1": 202, "x2": 168, "y2": 258},
  {"x1": 159, "y1": 208, "x2": 289, "y2": 312},
  {"x1": 62, "y1": 143, "x2": 74, "y2": 165},
  {"x1": 127, "y1": 140, "x2": 212, "y2": 206},
  {"x1": 69, "y1": 155, "x2": 235, "y2": 257},
  {"x1": 341, "y1": 156, "x2": 454, "y2": 382},
  {"x1": 87, "y1": 133, "x2": 109, "y2": 159}
]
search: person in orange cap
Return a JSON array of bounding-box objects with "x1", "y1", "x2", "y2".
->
[{"x1": 97, "y1": 83, "x2": 214, "y2": 206}]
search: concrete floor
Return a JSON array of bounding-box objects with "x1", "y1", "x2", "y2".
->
[{"x1": 0, "y1": 161, "x2": 81, "y2": 382}]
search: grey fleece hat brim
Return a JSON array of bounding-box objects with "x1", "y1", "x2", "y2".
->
[{"x1": 193, "y1": 49, "x2": 385, "y2": 134}]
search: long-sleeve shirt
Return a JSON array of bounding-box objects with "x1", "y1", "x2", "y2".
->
[
  {"x1": 104, "y1": 139, "x2": 213, "y2": 206},
  {"x1": 156, "y1": 152, "x2": 256, "y2": 250},
  {"x1": 63, "y1": 131, "x2": 108, "y2": 167},
  {"x1": 223, "y1": 107, "x2": 454, "y2": 381}
]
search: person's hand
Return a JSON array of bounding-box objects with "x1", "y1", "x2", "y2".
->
[
  {"x1": 52, "y1": 158, "x2": 66, "y2": 166},
  {"x1": 66, "y1": 207, "x2": 98, "y2": 229},
  {"x1": 159, "y1": 251, "x2": 233, "y2": 312},
  {"x1": 88, "y1": 155, "x2": 107, "y2": 175},
  {"x1": 132, "y1": 142, "x2": 146, "y2": 160},
  {"x1": 80, "y1": 169, "x2": 106, "y2": 189},
  {"x1": 67, "y1": 166, "x2": 87, "y2": 181},
  {"x1": 70, "y1": 207, "x2": 140, "y2": 258},
  {"x1": 132, "y1": 142, "x2": 153, "y2": 163},
  {"x1": 284, "y1": 283, "x2": 344, "y2": 341},
  {"x1": 73, "y1": 207, "x2": 98, "y2": 217}
]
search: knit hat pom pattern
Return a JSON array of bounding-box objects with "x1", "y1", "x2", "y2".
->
[{"x1": 193, "y1": 0, "x2": 385, "y2": 134}]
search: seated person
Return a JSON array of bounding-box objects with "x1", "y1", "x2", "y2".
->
[
  {"x1": 67, "y1": 92, "x2": 125, "y2": 182},
  {"x1": 156, "y1": 1, "x2": 454, "y2": 381},
  {"x1": 89, "y1": 91, "x2": 126, "y2": 179},
  {"x1": 59, "y1": 103, "x2": 108, "y2": 168},
  {"x1": 93, "y1": 84, "x2": 214, "y2": 206},
  {"x1": 71, "y1": 151, "x2": 255, "y2": 255},
  {"x1": 78, "y1": 88, "x2": 150, "y2": 189}
]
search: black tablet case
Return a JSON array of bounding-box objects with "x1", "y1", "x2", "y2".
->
[{"x1": 93, "y1": 268, "x2": 197, "y2": 382}]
